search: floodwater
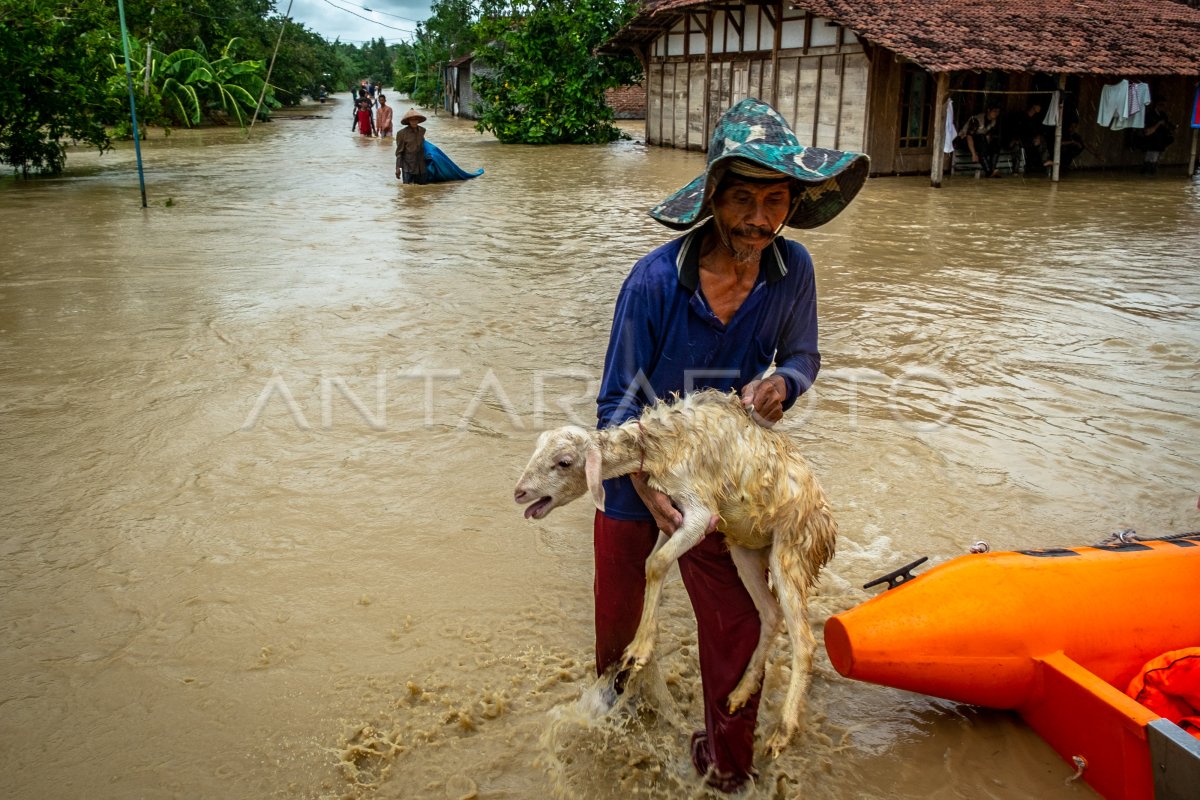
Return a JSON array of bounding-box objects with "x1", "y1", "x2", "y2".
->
[{"x1": 1, "y1": 92, "x2": 1198, "y2": 800}]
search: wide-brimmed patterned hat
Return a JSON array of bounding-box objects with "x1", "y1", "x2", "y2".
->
[
  {"x1": 401, "y1": 108, "x2": 427, "y2": 125},
  {"x1": 649, "y1": 98, "x2": 870, "y2": 230}
]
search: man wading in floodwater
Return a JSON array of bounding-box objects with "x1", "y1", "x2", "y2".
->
[
  {"x1": 593, "y1": 98, "x2": 869, "y2": 792},
  {"x1": 395, "y1": 108, "x2": 428, "y2": 185}
]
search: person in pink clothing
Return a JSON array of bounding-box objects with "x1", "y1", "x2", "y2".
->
[
  {"x1": 354, "y1": 89, "x2": 374, "y2": 137},
  {"x1": 375, "y1": 94, "x2": 394, "y2": 138}
]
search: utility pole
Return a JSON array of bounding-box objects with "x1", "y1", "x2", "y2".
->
[
  {"x1": 116, "y1": 0, "x2": 147, "y2": 207},
  {"x1": 250, "y1": 0, "x2": 294, "y2": 128},
  {"x1": 144, "y1": 6, "x2": 154, "y2": 97}
]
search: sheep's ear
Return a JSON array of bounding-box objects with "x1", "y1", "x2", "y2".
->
[{"x1": 584, "y1": 443, "x2": 605, "y2": 512}]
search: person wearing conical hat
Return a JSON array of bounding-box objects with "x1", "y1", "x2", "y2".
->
[
  {"x1": 591, "y1": 98, "x2": 868, "y2": 792},
  {"x1": 394, "y1": 108, "x2": 428, "y2": 184}
]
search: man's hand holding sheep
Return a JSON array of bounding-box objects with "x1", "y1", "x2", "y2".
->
[{"x1": 741, "y1": 374, "x2": 789, "y2": 427}]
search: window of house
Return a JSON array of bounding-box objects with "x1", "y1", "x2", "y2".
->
[{"x1": 898, "y1": 64, "x2": 932, "y2": 149}]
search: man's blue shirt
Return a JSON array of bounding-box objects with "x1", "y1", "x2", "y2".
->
[{"x1": 596, "y1": 221, "x2": 821, "y2": 520}]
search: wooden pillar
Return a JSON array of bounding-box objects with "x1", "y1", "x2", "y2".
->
[
  {"x1": 640, "y1": 45, "x2": 651, "y2": 146},
  {"x1": 1189, "y1": 81, "x2": 1199, "y2": 176},
  {"x1": 770, "y1": 1, "x2": 782, "y2": 106},
  {"x1": 658, "y1": 48, "x2": 666, "y2": 146},
  {"x1": 930, "y1": 72, "x2": 950, "y2": 188},
  {"x1": 683, "y1": 15, "x2": 692, "y2": 149},
  {"x1": 704, "y1": 10, "x2": 713, "y2": 147},
  {"x1": 835, "y1": 53, "x2": 846, "y2": 149},
  {"x1": 1051, "y1": 74, "x2": 1066, "y2": 182},
  {"x1": 811, "y1": 57, "x2": 822, "y2": 146}
]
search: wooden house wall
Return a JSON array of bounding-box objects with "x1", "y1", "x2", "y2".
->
[
  {"x1": 863, "y1": 56, "x2": 924, "y2": 175},
  {"x1": 644, "y1": 4, "x2": 869, "y2": 155}
]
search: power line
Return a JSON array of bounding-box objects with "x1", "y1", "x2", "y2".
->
[
  {"x1": 345, "y1": 1, "x2": 424, "y2": 24},
  {"x1": 338, "y1": 35, "x2": 412, "y2": 43},
  {"x1": 177, "y1": 6, "x2": 259, "y2": 22},
  {"x1": 318, "y1": 0, "x2": 417, "y2": 34}
]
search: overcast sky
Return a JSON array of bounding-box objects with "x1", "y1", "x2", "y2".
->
[{"x1": 285, "y1": 0, "x2": 434, "y2": 45}]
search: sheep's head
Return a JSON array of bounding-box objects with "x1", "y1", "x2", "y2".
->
[{"x1": 514, "y1": 425, "x2": 604, "y2": 519}]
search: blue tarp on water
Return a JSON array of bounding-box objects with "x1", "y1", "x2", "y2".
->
[{"x1": 424, "y1": 141, "x2": 483, "y2": 182}]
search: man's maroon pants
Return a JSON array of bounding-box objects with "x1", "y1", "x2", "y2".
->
[{"x1": 593, "y1": 511, "x2": 762, "y2": 785}]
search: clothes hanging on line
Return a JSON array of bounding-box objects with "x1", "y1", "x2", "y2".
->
[
  {"x1": 1121, "y1": 82, "x2": 1152, "y2": 129},
  {"x1": 1098, "y1": 80, "x2": 1151, "y2": 130},
  {"x1": 1097, "y1": 81, "x2": 1127, "y2": 127},
  {"x1": 944, "y1": 99, "x2": 957, "y2": 153},
  {"x1": 1042, "y1": 91, "x2": 1060, "y2": 126}
]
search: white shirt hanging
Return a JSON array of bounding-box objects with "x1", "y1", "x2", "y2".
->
[{"x1": 944, "y1": 99, "x2": 958, "y2": 154}]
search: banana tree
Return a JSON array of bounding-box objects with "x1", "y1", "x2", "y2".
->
[
  {"x1": 111, "y1": 37, "x2": 272, "y2": 128},
  {"x1": 107, "y1": 36, "x2": 193, "y2": 128},
  {"x1": 162, "y1": 38, "x2": 270, "y2": 127}
]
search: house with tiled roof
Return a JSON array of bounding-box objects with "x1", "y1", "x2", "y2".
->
[{"x1": 602, "y1": 0, "x2": 1200, "y2": 182}]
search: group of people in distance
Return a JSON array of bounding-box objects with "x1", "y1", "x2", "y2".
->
[
  {"x1": 955, "y1": 96, "x2": 1176, "y2": 177},
  {"x1": 351, "y1": 81, "x2": 392, "y2": 139},
  {"x1": 955, "y1": 102, "x2": 1086, "y2": 177},
  {"x1": 348, "y1": 82, "x2": 430, "y2": 185}
]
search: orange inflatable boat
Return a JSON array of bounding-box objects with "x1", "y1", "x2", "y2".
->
[{"x1": 824, "y1": 534, "x2": 1200, "y2": 800}]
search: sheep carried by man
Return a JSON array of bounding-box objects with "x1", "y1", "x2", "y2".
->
[{"x1": 514, "y1": 388, "x2": 838, "y2": 755}]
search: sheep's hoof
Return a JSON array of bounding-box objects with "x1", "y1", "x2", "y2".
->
[
  {"x1": 619, "y1": 652, "x2": 648, "y2": 674},
  {"x1": 726, "y1": 676, "x2": 761, "y2": 712},
  {"x1": 765, "y1": 729, "x2": 792, "y2": 758},
  {"x1": 619, "y1": 639, "x2": 653, "y2": 674},
  {"x1": 596, "y1": 664, "x2": 632, "y2": 711}
]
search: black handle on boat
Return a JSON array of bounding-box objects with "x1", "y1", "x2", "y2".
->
[{"x1": 863, "y1": 556, "x2": 929, "y2": 591}]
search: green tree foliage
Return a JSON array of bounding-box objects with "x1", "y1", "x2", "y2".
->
[
  {"x1": 0, "y1": 0, "x2": 354, "y2": 176},
  {"x1": 330, "y1": 38, "x2": 398, "y2": 96},
  {"x1": 122, "y1": 0, "x2": 273, "y2": 56},
  {"x1": 119, "y1": 0, "x2": 343, "y2": 107},
  {"x1": 390, "y1": 40, "x2": 418, "y2": 95},
  {"x1": 409, "y1": 0, "x2": 479, "y2": 107},
  {"x1": 361, "y1": 37, "x2": 394, "y2": 87},
  {"x1": 472, "y1": 0, "x2": 641, "y2": 144},
  {"x1": 258, "y1": 23, "x2": 345, "y2": 104},
  {"x1": 0, "y1": 0, "x2": 119, "y2": 175},
  {"x1": 330, "y1": 42, "x2": 365, "y2": 92}
]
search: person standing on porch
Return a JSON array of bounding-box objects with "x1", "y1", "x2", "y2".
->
[
  {"x1": 593, "y1": 97, "x2": 869, "y2": 793},
  {"x1": 1140, "y1": 99, "x2": 1176, "y2": 174},
  {"x1": 1007, "y1": 101, "x2": 1052, "y2": 172},
  {"x1": 955, "y1": 105, "x2": 1002, "y2": 176}
]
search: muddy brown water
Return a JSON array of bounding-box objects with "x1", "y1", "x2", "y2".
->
[{"x1": 1, "y1": 93, "x2": 1198, "y2": 800}]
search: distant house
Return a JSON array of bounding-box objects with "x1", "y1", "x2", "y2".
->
[
  {"x1": 443, "y1": 56, "x2": 647, "y2": 122},
  {"x1": 442, "y1": 54, "x2": 486, "y2": 120},
  {"x1": 606, "y1": 83, "x2": 648, "y2": 119},
  {"x1": 602, "y1": 0, "x2": 1200, "y2": 182}
]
